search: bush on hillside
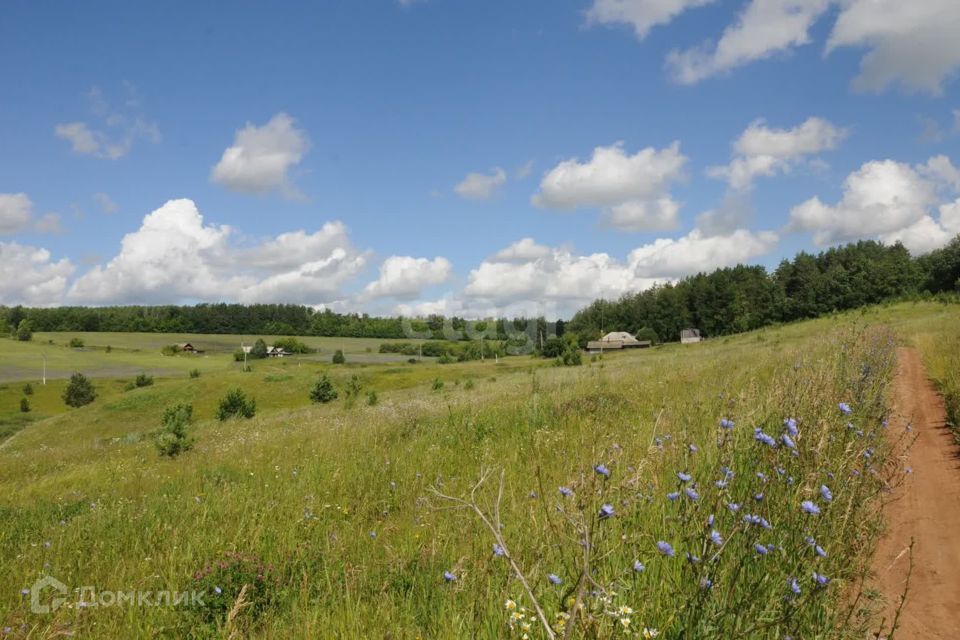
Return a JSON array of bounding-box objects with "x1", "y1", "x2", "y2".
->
[
  {"x1": 63, "y1": 373, "x2": 96, "y2": 408},
  {"x1": 135, "y1": 373, "x2": 154, "y2": 388},
  {"x1": 155, "y1": 403, "x2": 194, "y2": 458},
  {"x1": 217, "y1": 388, "x2": 256, "y2": 421},
  {"x1": 332, "y1": 349, "x2": 346, "y2": 364},
  {"x1": 19, "y1": 398, "x2": 30, "y2": 413},
  {"x1": 309, "y1": 375, "x2": 338, "y2": 404},
  {"x1": 68, "y1": 337, "x2": 85, "y2": 348},
  {"x1": 22, "y1": 383, "x2": 33, "y2": 396},
  {"x1": 15, "y1": 320, "x2": 32, "y2": 342}
]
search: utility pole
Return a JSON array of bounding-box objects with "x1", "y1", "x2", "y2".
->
[
  {"x1": 481, "y1": 335, "x2": 484, "y2": 362},
  {"x1": 41, "y1": 353, "x2": 46, "y2": 385}
]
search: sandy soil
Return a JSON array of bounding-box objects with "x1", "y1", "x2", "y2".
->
[{"x1": 869, "y1": 347, "x2": 960, "y2": 639}]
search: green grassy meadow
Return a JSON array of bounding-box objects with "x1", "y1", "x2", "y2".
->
[{"x1": 1, "y1": 302, "x2": 959, "y2": 638}]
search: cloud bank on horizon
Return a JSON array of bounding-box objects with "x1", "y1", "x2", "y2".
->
[{"x1": 1, "y1": 0, "x2": 959, "y2": 318}]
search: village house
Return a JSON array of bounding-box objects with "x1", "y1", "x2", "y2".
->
[
  {"x1": 586, "y1": 331, "x2": 652, "y2": 353},
  {"x1": 680, "y1": 329, "x2": 702, "y2": 344}
]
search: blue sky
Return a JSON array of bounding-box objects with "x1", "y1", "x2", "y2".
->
[{"x1": 1, "y1": 0, "x2": 959, "y2": 318}]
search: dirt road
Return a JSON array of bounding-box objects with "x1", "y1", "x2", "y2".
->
[{"x1": 870, "y1": 347, "x2": 960, "y2": 639}]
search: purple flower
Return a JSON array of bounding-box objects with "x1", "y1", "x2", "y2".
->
[
  {"x1": 684, "y1": 486, "x2": 700, "y2": 501},
  {"x1": 754, "y1": 493, "x2": 764, "y2": 502},
  {"x1": 715, "y1": 479, "x2": 728, "y2": 489},
  {"x1": 700, "y1": 577, "x2": 713, "y2": 590},
  {"x1": 754, "y1": 543, "x2": 769, "y2": 555},
  {"x1": 686, "y1": 552, "x2": 700, "y2": 564},
  {"x1": 689, "y1": 444, "x2": 698, "y2": 453},
  {"x1": 839, "y1": 402, "x2": 852, "y2": 415},
  {"x1": 656, "y1": 540, "x2": 675, "y2": 557},
  {"x1": 599, "y1": 503, "x2": 615, "y2": 518},
  {"x1": 820, "y1": 485, "x2": 833, "y2": 502},
  {"x1": 756, "y1": 472, "x2": 767, "y2": 482},
  {"x1": 727, "y1": 502, "x2": 741, "y2": 512},
  {"x1": 548, "y1": 573, "x2": 562, "y2": 585},
  {"x1": 709, "y1": 530, "x2": 723, "y2": 546},
  {"x1": 815, "y1": 544, "x2": 827, "y2": 558},
  {"x1": 20, "y1": 589, "x2": 29, "y2": 597},
  {"x1": 493, "y1": 544, "x2": 506, "y2": 557},
  {"x1": 788, "y1": 577, "x2": 801, "y2": 595},
  {"x1": 444, "y1": 571, "x2": 456, "y2": 582},
  {"x1": 784, "y1": 417, "x2": 798, "y2": 436},
  {"x1": 214, "y1": 586, "x2": 223, "y2": 595},
  {"x1": 754, "y1": 428, "x2": 777, "y2": 447},
  {"x1": 781, "y1": 434, "x2": 797, "y2": 450},
  {"x1": 720, "y1": 418, "x2": 735, "y2": 429},
  {"x1": 666, "y1": 491, "x2": 680, "y2": 501},
  {"x1": 633, "y1": 560, "x2": 645, "y2": 573},
  {"x1": 559, "y1": 486, "x2": 573, "y2": 497},
  {"x1": 706, "y1": 514, "x2": 715, "y2": 527},
  {"x1": 812, "y1": 571, "x2": 830, "y2": 587},
  {"x1": 594, "y1": 464, "x2": 611, "y2": 478},
  {"x1": 801, "y1": 500, "x2": 820, "y2": 515},
  {"x1": 677, "y1": 471, "x2": 692, "y2": 483}
]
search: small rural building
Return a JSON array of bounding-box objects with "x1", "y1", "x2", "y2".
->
[
  {"x1": 680, "y1": 329, "x2": 702, "y2": 344},
  {"x1": 177, "y1": 343, "x2": 204, "y2": 354},
  {"x1": 266, "y1": 346, "x2": 291, "y2": 358},
  {"x1": 586, "y1": 331, "x2": 652, "y2": 353}
]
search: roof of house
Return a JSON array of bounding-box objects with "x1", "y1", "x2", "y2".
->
[
  {"x1": 680, "y1": 328, "x2": 701, "y2": 338},
  {"x1": 601, "y1": 331, "x2": 640, "y2": 344}
]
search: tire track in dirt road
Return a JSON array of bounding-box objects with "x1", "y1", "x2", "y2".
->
[{"x1": 870, "y1": 347, "x2": 960, "y2": 639}]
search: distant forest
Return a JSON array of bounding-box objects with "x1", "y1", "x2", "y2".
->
[
  {"x1": 2, "y1": 236, "x2": 959, "y2": 344},
  {"x1": 567, "y1": 235, "x2": 960, "y2": 343}
]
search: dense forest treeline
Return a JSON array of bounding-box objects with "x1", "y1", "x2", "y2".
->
[
  {"x1": 567, "y1": 236, "x2": 960, "y2": 343},
  {"x1": 2, "y1": 236, "x2": 958, "y2": 344}
]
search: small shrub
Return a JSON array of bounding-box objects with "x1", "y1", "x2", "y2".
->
[
  {"x1": 105, "y1": 345, "x2": 112, "y2": 353},
  {"x1": 272, "y1": 337, "x2": 311, "y2": 354},
  {"x1": 464, "y1": 379, "x2": 475, "y2": 391},
  {"x1": 407, "y1": 358, "x2": 418, "y2": 364},
  {"x1": 217, "y1": 388, "x2": 256, "y2": 421},
  {"x1": 155, "y1": 403, "x2": 194, "y2": 458},
  {"x1": 68, "y1": 337, "x2": 85, "y2": 348},
  {"x1": 161, "y1": 344, "x2": 182, "y2": 356},
  {"x1": 189, "y1": 369, "x2": 201, "y2": 379},
  {"x1": 366, "y1": 390, "x2": 378, "y2": 406},
  {"x1": 135, "y1": 373, "x2": 154, "y2": 388},
  {"x1": 187, "y1": 552, "x2": 279, "y2": 631},
  {"x1": 249, "y1": 339, "x2": 269, "y2": 360},
  {"x1": 332, "y1": 349, "x2": 346, "y2": 364},
  {"x1": 15, "y1": 320, "x2": 32, "y2": 342},
  {"x1": 438, "y1": 354, "x2": 454, "y2": 364},
  {"x1": 22, "y1": 383, "x2": 33, "y2": 396},
  {"x1": 233, "y1": 349, "x2": 246, "y2": 362},
  {"x1": 431, "y1": 378, "x2": 444, "y2": 391},
  {"x1": 63, "y1": 373, "x2": 96, "y2": 408},
  {"x1": 19, "y1": 397, "x2": 30, "y2": 413},
  {"x1": 309, "y1": 375, "x2": 338, "y2": 404}
]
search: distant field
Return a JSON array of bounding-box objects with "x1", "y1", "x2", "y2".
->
[
  {"x1": 0, "y1": 331, "x2": 429, "y2": 384},
  {"x1": 1, "y1": 302, "x2": 958, "y2": 638}
]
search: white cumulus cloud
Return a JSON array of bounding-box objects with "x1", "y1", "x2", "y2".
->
[
  {"x1": 826, "y1": 0, "x2": 960, "y2": 94},
  {"x1": 533, "y1": 141, "x2": 687, "y2": 231},
  {"x1": 789, "y1": 156, "x2": 960, "y2": 254},
  {"x1": 454, "y1": 168, "x2": 507, "y2": 200},
  {"x1": 0, "y1": 193, "x2": 34, "y2": 234},
  {"x1": 586, "y1": 0, "x2": 716, "y2": 40},
  {"x1": 54, "y1": 86, "x2": 160, "y2": 160},
  {"x1": 210, "y1": 113, "x2": 311, "y2": 198},
  {"x1": 709, "y1": 117, "x2": 846, "y2": 190},
  {"x1": 0, "y1": 242, "x2": 74, "y2": 306},
  {"x1": 667, "y1": 0, "x2": 831, "y2": 84},
  {"x1": 362, "y1": 255, "x2": 453, "y2": 300}
]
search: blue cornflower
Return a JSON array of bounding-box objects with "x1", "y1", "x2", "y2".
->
[
  {"x1": 820, "y1": 485, "x2": 833, "y2": 502},
  {"x1": 689, "y1": 444, "x2": 698, "y2": 453},
  {"x1": 754, "y1": 428, "x2": 777, "y2": 447},
  {"x1": 594, "y1": 464, "x2": 611, "y2": 478},
  {"x1": 760, "y1": 517, "x2": 773, "y2": 529},
  {"x1": 815, "y1": 544, "x2": 827, "y2": 558},
  {"x1": 715, "y1": 479, "x2": 728, "y2": 489},
  {"x1": 801, "y1": 500, "x2": 821, "y2": 515},
  {"x1": 548, "y1": 574, "x2": 562, "y2": 585},
  {"x1": 493, "y1": 544, "x2": 505, "y2": 557},
  {"x1": 839, "y1": 402, "x2": 852, "y2": 415},
  {"x1": 720, "y1": 418, "x2": 735, "y2": 429},
  {"x1": 444, "y1": 571, "x2": 456, "y2": 582},
  {"x1": 754, "y1": 493, "x2": 764, "y2": 502},
  {"x1": 757, "y1": 472, "x2": 768, "y2": 482},
  {"x1": 727, "y1": 502, "x2": 741, "y2": 512},
  {"x1": 812, "y1": 571, "x2": 830, "y2": 587},
  {"x1": 709, "y1": 530, "x2": 723, "y2": 546},
  {"x1": 707, "y1": 514, "x2": 715, "y2": 527},
  {"x1": 656, "y1": 541, "x2": 675, "y2": 557},
  {"x1": 784, "y1": 417, "x2": 799, "y2": 436},
  {"x1": 743, "y1": 514, "x2": 761, "y2": 526},
  {"x1": 754, "y1": 543, "x2": 769, "y2": 555},
  {"x1": 214, "y1": 586, "x2": 222, "y2": 595},
  {"x1": 781, "y1": 434, "x2": 797, "y2": 450},
  {"x1": 633, "y1": 560, "x2": 645, "y2": 573},
  {"x1": 788, "y1": 577, "x2": 801, "y2": 596},
  {"x1": 677, "y1": 471, "x2": 692, "y2": 483},
  {"x1": 721, "y1": 466, "x2": 735, "y2": 478},
  {"x1": 666, "y1": 491, "x2": 680, "y2": 501},
  {"x1": 559, "y1": 486, "x2": 573, "y2": 497},
  {"x1": 686, "y1": 552, "x2": 700, "y2": 564},
  {"x1": 864, "y1": 448, "x2": 874, "y2": 459},
  {"x1": 599, "y1": 504, "x2": 615, "y2": 518},
  {"x1": 700, "y1": 577, "x2": 713, "y2": 590},
  {"x1": 684, "y1": 486, "x2": 700, "y2": 501}
]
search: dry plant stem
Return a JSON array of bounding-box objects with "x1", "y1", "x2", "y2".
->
[
  {"x1": 431, "y1": 468, "x2": 557, "y2": 640},
  {"x1": 885, "y1": 537, "x2": 915, "y2": 640}
]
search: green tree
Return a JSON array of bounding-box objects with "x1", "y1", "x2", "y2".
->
[
  {"x1": 309, "y1": 375, "x2": 338, "y2": 403},
  {"x1": 249, "y1": 339, "x2": 268, "y2": 359},
  {"x1": 63, "y1": 373, "x2": 96, "y2": 408},
  {"x1": 155, "y1": 403, "x2": 195, "y2": 457},
  {"x1": 332, "y1": 349, "x2": 346, "y2": 364},
  {"x1": 217, "y1": 388, "x2": 256, "y2": 420},
  {"x1": 15, "y1": 319, "x2": 32, "y2": 342},
  {"x1": 19, "y1": 397, "x2": 30, "y2": 413}
]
